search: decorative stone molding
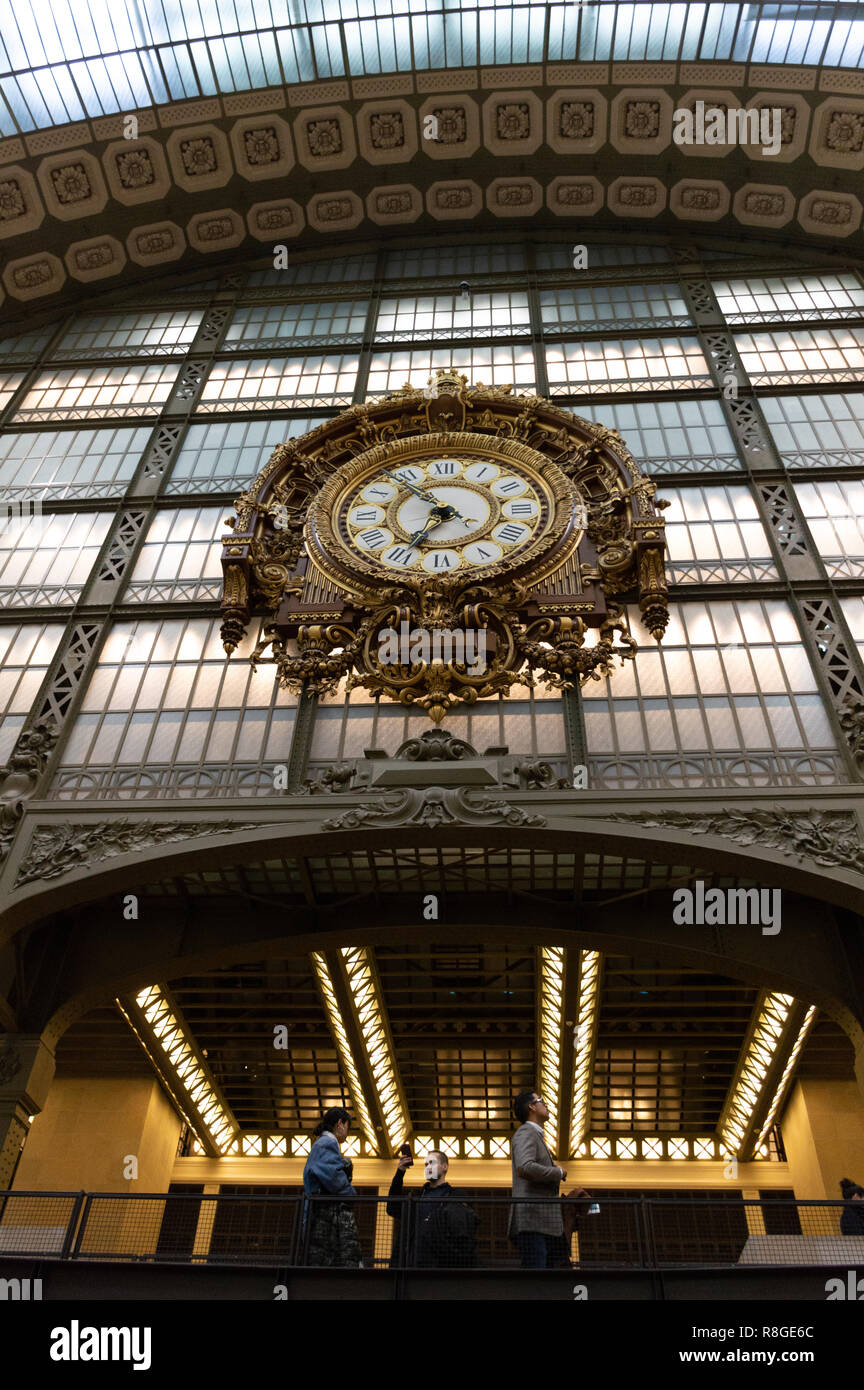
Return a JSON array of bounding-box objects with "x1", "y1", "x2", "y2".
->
[
  {"x1": 25, "y1": 122, "x2": 90, "y2": 156},
  {"x1": 0, "y1": 136, "x2": 27, "y2": 162},
  {"x1": 612, "y1": 62, "x2": 676, "y2": 85},
  {"x1": 0, "y1": 801, "x2": 22, "y2": 870},
  {"x1": 247, "y1": 198, "x2": 305, "y2": 241},
  {"x1": 674, "y1": 89, "x2": 745, "y2": 157},
  {"x1": 36, "y1": 149, "x2": 107, "y2": 220},
  {"x1": 102, "y1": 137, "x2": 171, "y2": 206},
  {"x1": 733, "y1": 182, "x2": 795, "y2": 229},
  {"x1": 482, "y1": 90, "x2": 544, "y2": 156},
  {"x1": 126, "y1": 220, "x2": 186, "y2": 266},
  {"x1": 187, "y1": 208, "x2": 245, "y2": 253},
  {"x1": 545, "y1": 90, "x2": 608, "y2": 155},
  {"x1": 416, "y1": 69, "x2": 478, "y2": 93},
  {"x1": 2, "y1": 251, "x2": 65, "y2": 300},
  {"x1": 839, "y1": 695, "x2": 864, "y2": 771},
  {"x1": 607, "y1": 177, "x2": 666, "y2": 218},
  {"x1": 0, "y1": 165, "x2": 43, "y2": 240},
  {"x1": 819, "y1": 71, "x2": 864, "y2": 95},
  {"x1": 65, "y1": 235, "x2": 126, "y2": 282},
  {"x1": 157, "y1": 98, "x2": 222, "y2": 128},
  {"x1": 0, "y1": 1042, "x2": 22, "y2": 1086},
  {"x1": 165, "y1": 124, "x2": 233, "y2": 192},
  {"x1": 365, "y1": 184, "x2": 422, "y2": 225},
  {"x1": 92, "y1": 111, "x2": 158, "y2": 140},
  {"x1": 609, "y1": 87, "x2": 674, "y2": 155},
  {"x1": 306, "y1": 191, "x2": 364, "y2": 232},
  {"x1": 395, "y1": 730, "x2": 478, "y2": 762},
  {"x1": 545, "y1": 63, "x2": 610, "y2": 86},
  {"x1": 743, "y1": 92, "x2": 810, "y2": 163},
  {"x1": 0, "y1": 718, "x2": 60, "y2": 869},
  {"x1": 749, "y1": 64, "x2": 815, "y2": 92},
  {"x1": 2, "y1": 68, "x2": 864, "y2": 315},
  {"x1": 323, "y1": 787, "x2": 547, "y2": 831},
  {"x1": 809, "y1": 97, "x2": 864, "y2": 171},
  {"x1": 229, "y1": 115, "x2": 295, "y2": 182},
  {"x1": 15, "y1": 819, "x2": 267, "y2": 886},
  {"x1": 0, "y1": 718, "x2": 59, "y2": 803},
  {"x1": 356, "y1": 100, "x2": 418, "y2": 165},
  {"x1": 351, "y1": 75, "x2": 414, "y2": 100},
  {"x1": 670, "y1": 179, "x2": 730, "y2": 221},
  {"x1": 223, "y1": 87, "x2": 286, "y2": 117},
  {"x1": 286, "y1": 81, "x2": 350, "y2": 108},
  {"x1": 680, "y1": 64, "x2": 746, "y2": 86},
  {"x1": 293, "y1": 106, "x2": 356, "y2": 171},
  {"x1": 486, "y1": 177, "x2": 543, "y2": 217},
  {"x1": 425, "y1": 180, "x2": 483, "y2": 221},
  {"x1": 546, "y1": 176, "x2": 603, "y2": 217},
  {"x1": 798, "y1": 189, "x2": 863, "y2": 238},
  {"x1": 297, "y1": 764, "x2": 357, "y2": 794},
  {"x1": 608, "y1": 807, "x2": 864, "y2": 879},
  {"x1": 416, "y1": 95, "x2": 481, "y2": 159}
]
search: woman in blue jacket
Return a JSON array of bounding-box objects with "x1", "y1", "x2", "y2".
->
[{"x1": 302, "y1": 1107, "x2": 362, "y2": 1266}]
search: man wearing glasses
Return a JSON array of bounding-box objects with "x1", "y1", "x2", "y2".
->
[{"x1": 508, "y1": 1089, "x2": 567, "y2": 1269}]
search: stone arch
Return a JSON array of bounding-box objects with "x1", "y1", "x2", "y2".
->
[{"x1": 3, "y1": 812, "x2": 863, "y2": 948}]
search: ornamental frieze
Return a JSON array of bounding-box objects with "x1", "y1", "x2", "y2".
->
[
  {"x1": 608, "y1": 808, "x2": 864, "y2": 879},
  {"x1": 15, "y1": 819, "x2": 267, "y2": 886}
]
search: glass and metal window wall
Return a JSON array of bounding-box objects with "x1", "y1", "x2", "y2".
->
[
  {"x1": 3, "y1": 1, "x2": 864, "y2": 137},
  {"x1": 1, "y1": 242, "x2": 863, "y2": 797}
]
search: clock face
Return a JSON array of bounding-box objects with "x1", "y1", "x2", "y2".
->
[{"x1": 306, "y1": 442, "x2": 586, "y2": 587}]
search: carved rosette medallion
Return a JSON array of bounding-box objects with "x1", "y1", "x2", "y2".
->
[{"x1": 219, "y1": 372, "x2": 669, "y2": 723}]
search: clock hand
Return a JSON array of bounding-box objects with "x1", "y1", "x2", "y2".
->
[
  {"x1": 409, "y1": 502, "x2": 472, "y2": 547},
  {"x1": 433, "y1": 503, "x2": 479, "y2": 530},
  {"x1": 384, "y1": 470, "x2": 437, "y2": 505},
  {"x1": 407, "y1": 513, "x2": 441, "y2": 547}
]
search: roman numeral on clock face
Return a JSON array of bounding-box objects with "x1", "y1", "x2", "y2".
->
[
  {"x1": 353, "y1": 508, "x2": 381, "y2": 523},
  {"x1": 497, "y1": 522, "x2": 528, "y2": 544},
  {"x1": 382, "y1": 545, "x2": 416, "y2": 566},
  {"x1": 358, "y1": 528, "x2": 387, "y2": 548},
  {"x1": 496, "y1": 479, "x2": 521, "y2": 495},
  {"x1": 429, "y1": 460, "x2": 458, "y2": 476},
  {"x1": 507, "y1": 501, "x2": 535, "y2": 517}
]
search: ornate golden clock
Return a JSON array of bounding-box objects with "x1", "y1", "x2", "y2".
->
[
  {"x1": 305, "y1": 435, "x2": 587, "y2": 595},
  {"x1": 220, "y1": 372, "x2": 669, "y2": 723}
]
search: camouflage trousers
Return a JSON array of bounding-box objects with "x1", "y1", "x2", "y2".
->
[{"x1": 307, "y1": 1203, "x2": 362, "y2": 1267}]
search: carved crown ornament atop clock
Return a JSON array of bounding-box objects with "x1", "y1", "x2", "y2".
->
[{"x1": 219, "y1": 371, "x2": 670, "y2": 724}]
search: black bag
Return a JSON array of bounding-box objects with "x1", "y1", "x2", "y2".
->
[{"x1": 418, "y1": 1198, "x2": 478, "y2": 1267}]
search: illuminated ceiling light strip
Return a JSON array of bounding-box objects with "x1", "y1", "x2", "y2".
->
[
  {"x1": 123, "y1": 985, "x2": 236, "y2": 1154},
  {"x1": 310, "y1": 951, "x2": 379, "y2": 1154},
  {"x1": 719, "y1": 992, "x2": 796, "y2": 1158},
  {"x1": 569, "y1": 950, "x2": 602, "y2": 1157},
  {"x1": 755, "y1": 1004, "x2": 818, "y2": 1149},
  {"x1": 340, "y1": 946, "x2": 407, "y2": 1154},
  {"x1": 537, "y1": 946, "x2": 565, "y2": 1155}
]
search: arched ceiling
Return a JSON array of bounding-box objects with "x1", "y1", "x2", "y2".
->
[{"x1": 1, "y1": 18, "x2": 863, "y2": 329}]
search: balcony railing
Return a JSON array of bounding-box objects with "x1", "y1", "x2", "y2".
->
[{"x1": 1, "y1": 1192, "x2": 863, "y2": 1272}]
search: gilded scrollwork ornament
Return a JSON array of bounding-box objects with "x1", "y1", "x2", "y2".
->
[{"x1": 638, "y1": 547, "x2": 670, "y2": 641}]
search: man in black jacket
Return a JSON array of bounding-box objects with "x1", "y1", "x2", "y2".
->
[
  {"x1": 387, "y1": 1149, "x2": 477, "y2": 1267},
  {"x1": 840, "y1": 1177, "x2": 864, "y2": 1234}
]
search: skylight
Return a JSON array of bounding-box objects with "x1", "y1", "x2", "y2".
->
[{"x1": 0, "y1": 2, "x2": 861, "y2": 137}]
